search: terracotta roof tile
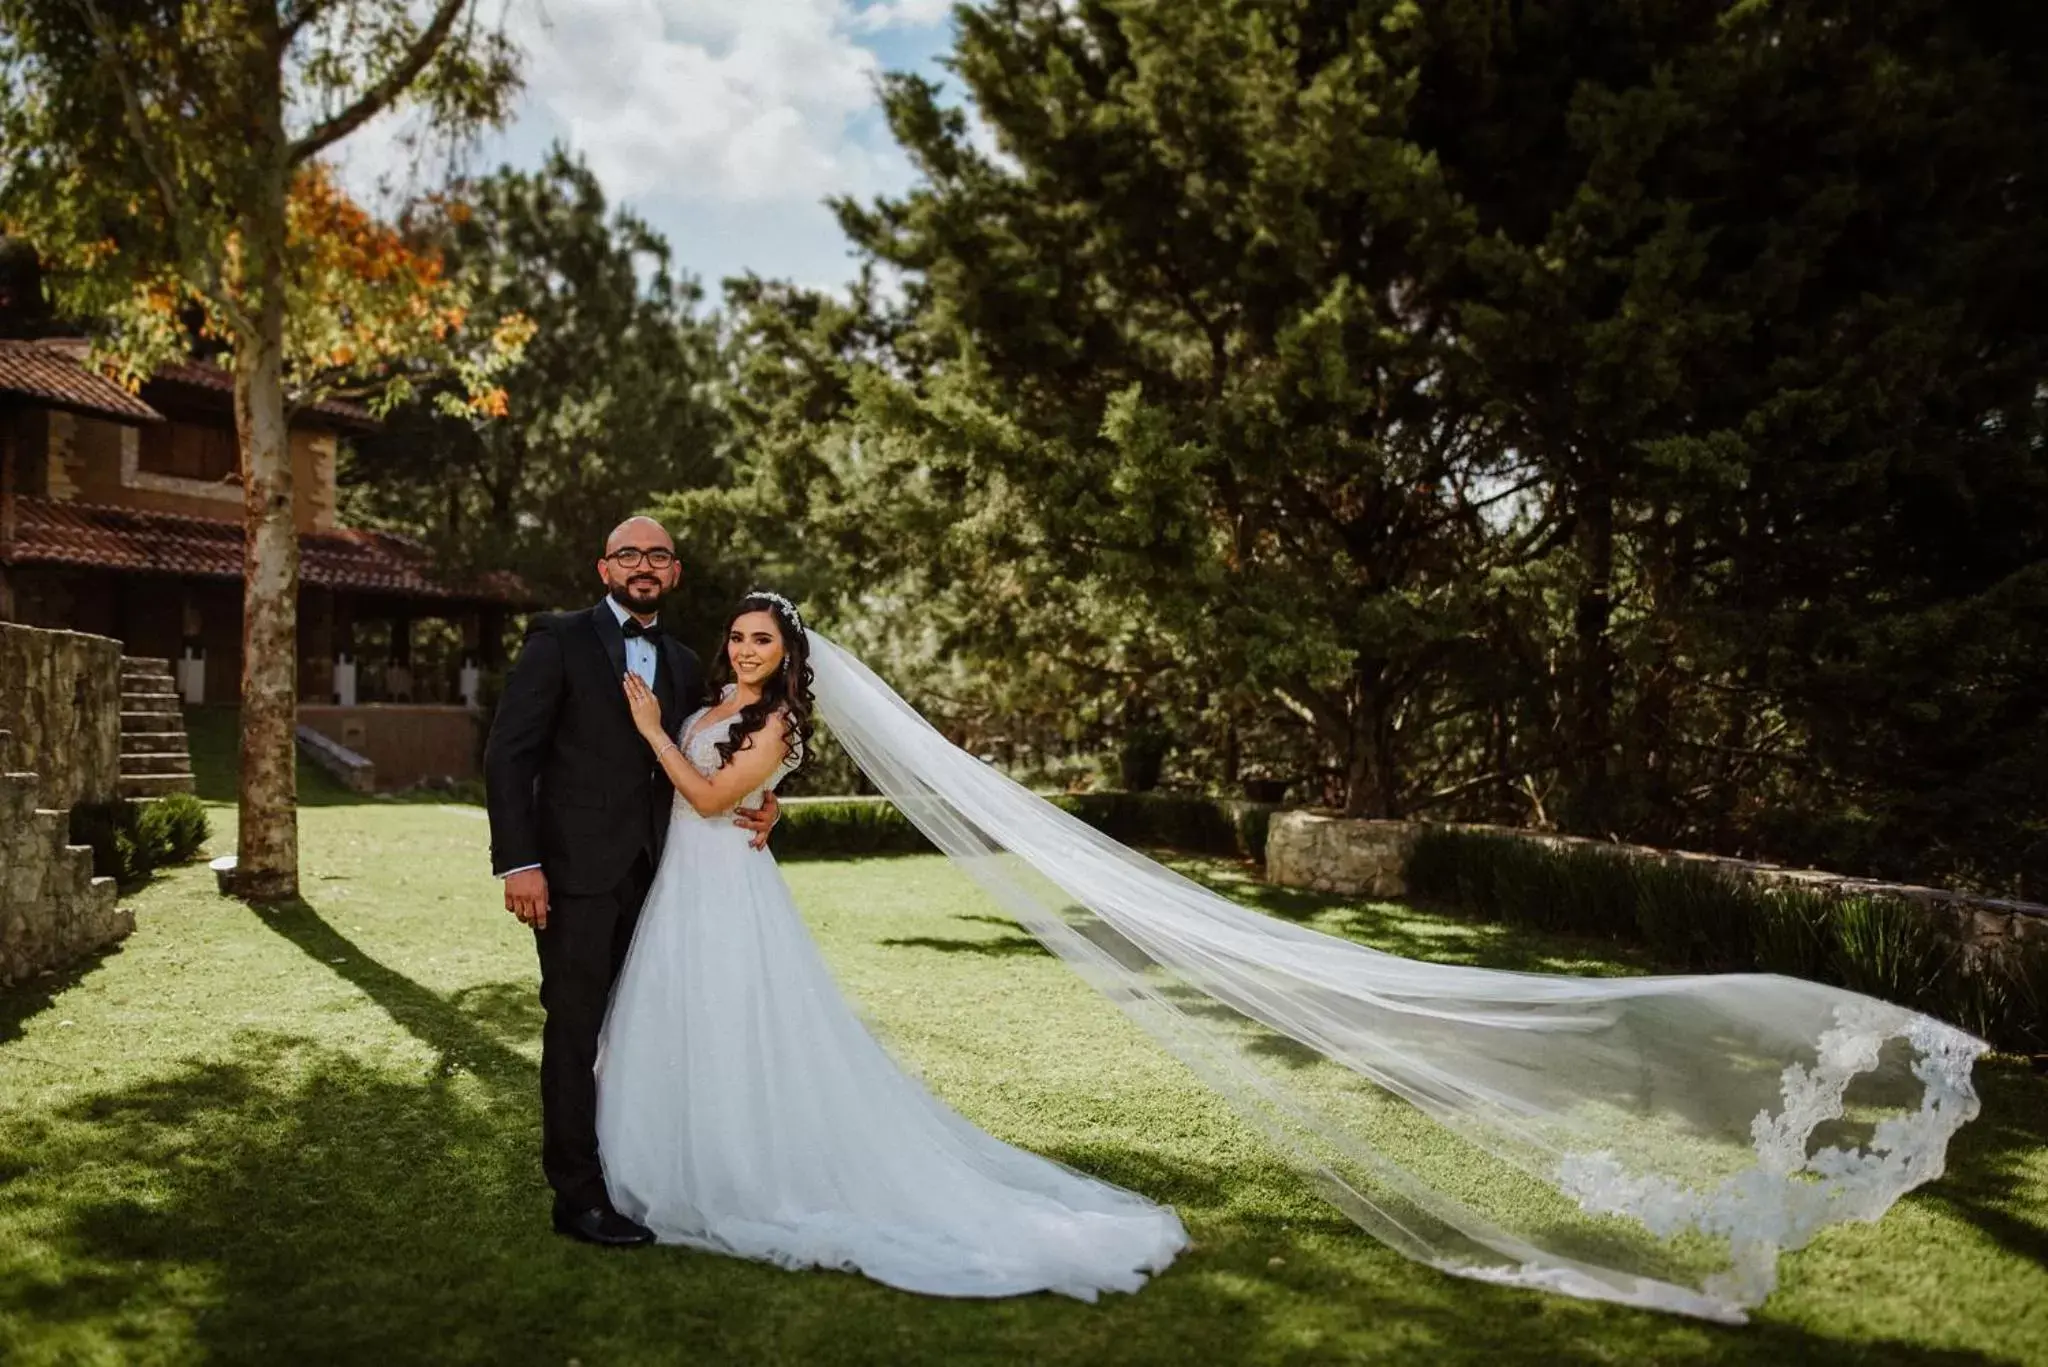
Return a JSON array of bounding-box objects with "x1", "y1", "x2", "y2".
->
[
  {"x1": 0, "y1": 341, "x2": 163, "y2": 423},
  {"x1": 3, "y1": 497, "x2": 532, "y2": 605},
  {"x1": 34, "y1": 338, "x2": 378, "y2": 430}
]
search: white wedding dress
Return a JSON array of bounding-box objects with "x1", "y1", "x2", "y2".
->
[{"x1": 594, "y1": 688, "x2": 1190, "y2": 1300}]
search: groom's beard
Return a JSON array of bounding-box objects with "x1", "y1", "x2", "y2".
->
[{"x1": 608, "y1": 579, "x2": 667, "y2": 616}]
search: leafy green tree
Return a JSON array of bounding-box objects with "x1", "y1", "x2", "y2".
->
[
  {"x1": 344, "y1": 146, "x2": 726, "y2": 636},
  {"x1": 818, "y1": 0, "x2": 1547, "y2": 816},
  {"x1": 1407, "y1": 0, "x2": 2048, "y2": 882},
  {"x1": 1, "y1": 0, "x2": 523, "y2": 899}
]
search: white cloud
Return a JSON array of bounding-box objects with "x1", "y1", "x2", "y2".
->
[
  {"x1": 511, "y1": 0, "x2": 914, "y2": 204},
  {"x1": 326, "y1": 0, "x2": 958, "y2": 287},
  {"x1": 854, "y1": 0, "x2": 958, "y2": 32}
]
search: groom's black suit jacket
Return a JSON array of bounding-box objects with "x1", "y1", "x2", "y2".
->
[{"x1": 484, "y1": 601, "x2": 704, "y2": 896}]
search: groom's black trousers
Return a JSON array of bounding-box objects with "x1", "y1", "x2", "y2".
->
[{"x1": 535, "y1": 850, "x2": 656, "y2": 1209}]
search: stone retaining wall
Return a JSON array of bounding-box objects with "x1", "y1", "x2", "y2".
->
[
  {"x1": 0, "y1": 623, "x2": 131, "y2": 985},
  {"x1": 1266, "y1": 812, "x2": 2047, "y2": 967},
  {"x1": 0, "y1": 621, "x2": 121, "y2": 810}
]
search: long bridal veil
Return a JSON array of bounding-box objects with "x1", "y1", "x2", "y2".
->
[{"x1": 805, "y1": 632, "x2": 1985, "y2": 1322}]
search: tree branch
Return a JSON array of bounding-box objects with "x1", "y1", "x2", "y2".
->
[
  {"x1": 71, "y1": 0, "x2": 253, "y2": 335},
  {"x1": 288, "y1": 0, "x2": 468, "y2": 165}
]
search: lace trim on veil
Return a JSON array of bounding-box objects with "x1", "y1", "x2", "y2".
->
[{"x1": 1547, "y1": 1002, "x2": 1984, "y2": 1311}]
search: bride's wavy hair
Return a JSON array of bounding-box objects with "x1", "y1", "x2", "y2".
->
[{"x1": 706, "y1": 591, "x2": 815, "y2": 775}]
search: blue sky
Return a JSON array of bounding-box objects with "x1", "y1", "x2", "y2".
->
[{"x1": 332, "y1": 1, "x2": 963, "y2": 295}]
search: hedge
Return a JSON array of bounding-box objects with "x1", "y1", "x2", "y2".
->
[
  {"x1": 772, "y1": 792, "x2": 1275, "y2": 863},
  {"x1": 1403, "y1": 825, "x2": 2047, "y2": 1055},
  {"x1": 69, "y1": 793, "x2": 211, "y2": 891}
]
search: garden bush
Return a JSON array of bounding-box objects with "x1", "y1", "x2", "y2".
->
[
  {"x1": 139, "y1": 793, "x2": 210, "y2": 864},
  {"x1": 1404, "y1": 826, "x2": 2045, "y2": 1054},
  {"x1": 773, "y1": 798, "x2": 934, "y2": 857},
  {"x1": 69, "y1": 794, "x2": 212, "y2": 891},
  {"x1": 772, "y1": 792, "x2": 1275, "y2": 863}
]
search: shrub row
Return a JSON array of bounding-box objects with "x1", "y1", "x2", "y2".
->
[
  {"x1": 68, "y1": 793, "x2": 211, "y2": 891},
  {"x1": 773, "y1": 792, "x2": 1274, "y2": 863},
  {"x1": 1404, "y1": 825, "x2": 2047, "y2": 1055}
]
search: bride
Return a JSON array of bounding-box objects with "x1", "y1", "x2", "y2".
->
[
  {"x1": 598, "y1": 590, "x2": 1986, "y2": 1321},
  {"x1": 597, "y1": 592, "x2": 1189, "y2": 1300}
]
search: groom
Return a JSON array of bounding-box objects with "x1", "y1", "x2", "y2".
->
[{"x1": 484, "y1": 516, "x2": 778, "y2": 1246}]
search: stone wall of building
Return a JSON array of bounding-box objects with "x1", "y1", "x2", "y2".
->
[
  {"x1": 1266, "y1": 812, "x2": 2048, "y2": 974},
  {"x1": 0, "y1": 622, "x2": 131, "y2": 985},
  {"x1": 0, "y1": 621, "x2": 122, "y2": 810},
  {"x1": 56, "y1": 409, "x2": 339, "y2": 532}
]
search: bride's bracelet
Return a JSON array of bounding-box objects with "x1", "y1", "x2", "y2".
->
[{"x1": 655, "y1": 739, "x2": 680, "y2": 760}]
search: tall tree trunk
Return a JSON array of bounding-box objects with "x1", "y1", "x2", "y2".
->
[
  {"x1": 232, "y1": 16, "x2": 298, "y2": 901},
  {"x1": 1340, "y1": 662, "x2": 1397, "y2": 818},
  {"x1": 1565, "y1": 461, "x2": 1616, "y2": 834}
]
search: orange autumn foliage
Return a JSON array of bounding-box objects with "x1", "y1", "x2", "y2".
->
[{"x1": 288, "y1": 162, "x2": 446, "y2": 291}]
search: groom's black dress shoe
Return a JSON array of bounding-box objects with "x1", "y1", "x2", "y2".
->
[{"x1": 552, "y1": 1200, "x2": 656, "y2": 1248}]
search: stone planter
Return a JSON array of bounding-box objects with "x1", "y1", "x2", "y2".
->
[{"x1": 1265, "y1": 813, "x2": 1418, "y2": 898}]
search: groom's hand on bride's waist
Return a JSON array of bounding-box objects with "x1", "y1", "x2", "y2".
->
[
  {"x1": 504, "y1": 868, "x2": 550, "y2": 929},
  {"x1": 732, "y1": 790, "x2": 779, "y2": 851}
]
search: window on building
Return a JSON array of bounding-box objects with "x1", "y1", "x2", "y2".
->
[{"x1": 139, "y1": 420, "x2": 240, "y2": 483}]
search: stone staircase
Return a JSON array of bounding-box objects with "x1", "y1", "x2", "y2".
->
[
  {"x1": 0, "y1": 727, "x2": 130, "y2": 986},
  {"x1": 118, "y1": 657, "x2": 196, "y2": 800}
]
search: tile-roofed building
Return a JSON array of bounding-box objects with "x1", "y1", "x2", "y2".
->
[
  {"x1": 0, "y1": 340, "x2": 163, "y2": 424},
  {"x1": 9, "y1": 497, "x2": 527, "y2": 601},
  {"x1": 1, "y1": 337, "x2": 532, "y2": 718}
]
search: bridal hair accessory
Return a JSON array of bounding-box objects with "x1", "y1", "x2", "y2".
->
[{"x1": 747, "y1": 589, "x2": 804, "y2": 634}]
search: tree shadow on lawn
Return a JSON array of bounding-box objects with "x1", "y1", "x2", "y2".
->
[
  {"x1": 915, "y1": 856, "x2": 1651, "y2": 979},
  {"x1": 1923, "y1": 1056, "x2": 2048, "y2": 1270},
  {"x1": 1163, "y1": 858, "x2": 1654, "y2": 976},
  {"x1": 878, "y1": 934, "x2": 1052, "y2": 958},
  {"x1": 0, "y1": 940, "x2": 126, "y2": 1046},
  {"x1": 2, "y1": 896, "x2": 2022, "y2": 1366},
  {"x1": 1, "y1": 1044, "x2": 2004, "y2": 1367}
]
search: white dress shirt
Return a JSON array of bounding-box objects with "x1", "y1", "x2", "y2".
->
[{"x1": 611, "y1": 595, "x2": 660, "y2": 688}]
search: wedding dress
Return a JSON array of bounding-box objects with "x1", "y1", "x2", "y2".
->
[{"x1": 595, "y1": 687, "x2": 1191, "y2": 1300}]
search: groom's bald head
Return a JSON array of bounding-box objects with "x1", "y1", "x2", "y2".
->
[
  {"x1": 598, "y1": 516, "x2": 681, "y2": 615},
  {"x1": 605, "y1": 515, "x2": 674, "y2": 556}
]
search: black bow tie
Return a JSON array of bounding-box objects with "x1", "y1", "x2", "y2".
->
[{"x1": 621, "y1": 617, "x2": 663, "y2": 641}]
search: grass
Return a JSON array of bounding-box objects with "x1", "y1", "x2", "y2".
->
[{"x1": 1, "y1": 792, "x2": 2044, "y2": 1366}]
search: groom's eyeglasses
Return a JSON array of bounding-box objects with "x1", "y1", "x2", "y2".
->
[{"x1": 606, "y1": 548, "x2": 677, "y2": 570}]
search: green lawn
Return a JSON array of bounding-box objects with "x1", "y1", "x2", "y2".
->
[{"x1": 2, "y1": 794, "x2": 2044, "y2": 1366}]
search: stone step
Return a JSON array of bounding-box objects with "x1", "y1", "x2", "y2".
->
[
  {"x1": 27, "y1": 807, "x2": 68, "y2": 859},
  {"x1": 121, "y1": 655, "x2": 175, "y2": 672},
  {"x1": 121, "y1": 729, "x2": 187, "y2": 754},
  {"x1": 120, "y1": 664, "x2": 176, "y2": 685},
  {"x1": 119, "y1": 711, "x2": 188, "y2": 732},
  {"x1": 118, "y1": 694, "x2": 181, "y2": 716},
  {"x1": 121, "y1": 691, "x2": 180, "y2": 709},
  {"x1": 121, "y1": 751, "x2": 193, "y2": 776},
  {"x1": 57, "y1": 841, "x2": 96, "y2": 885},
  {"x1": 119, "y1": 772, "x2": 196, "y2": 799},
  {"x1": 84, "y1": 874, "x2": 124, "y2": 919}
]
